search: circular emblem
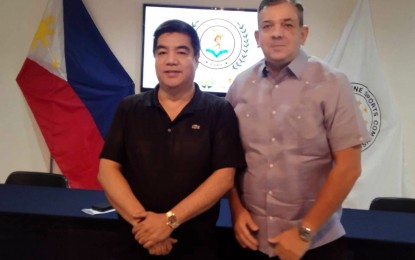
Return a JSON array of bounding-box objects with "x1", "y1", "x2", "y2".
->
[
  {"x1": 352, "y1": 82, "x2": 381, "y2": 151},
  {"x1": 195, "y1": 19, "x2": 245, "y2": 70}
]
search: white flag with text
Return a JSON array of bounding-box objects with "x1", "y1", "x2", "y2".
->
[{"x1": 325, "y1": 0, "x2": 409, "y2": 209}]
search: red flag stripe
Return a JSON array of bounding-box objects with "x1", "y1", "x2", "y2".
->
[{"x1": 16, "y1": 58, "x2": 103, "y2": 189}]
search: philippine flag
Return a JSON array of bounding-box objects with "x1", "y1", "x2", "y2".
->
[{"x1": 16, "y1": 0, "x2": 134, "y2": 189}]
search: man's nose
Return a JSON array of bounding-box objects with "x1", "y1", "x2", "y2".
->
[
  {"x1": 271, "y1": 26, "x2": 283, "y2": 38},
  {"x1": 166, "y1": 53, "x2": 178, "y2": 64}
]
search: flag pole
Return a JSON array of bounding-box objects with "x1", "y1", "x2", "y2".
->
[{"x1": 49, "y1": 155, "x2": 54, "y2": 173}]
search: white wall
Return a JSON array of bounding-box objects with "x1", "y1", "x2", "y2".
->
[{"x1": 1, "y1": 0, "x2": 414, "y2": 202}]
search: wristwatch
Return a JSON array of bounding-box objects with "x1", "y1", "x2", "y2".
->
[
  {"x1": 298, "y1": 224, "x2": 312, "y2": 242},
  {"x1": 166, "y1": 211, "x2": 179, "y2": 229}
]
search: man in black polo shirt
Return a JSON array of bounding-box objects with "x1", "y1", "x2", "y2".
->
[{"x1": 98, "y1": 19, "x2": 246, "y2": 259}]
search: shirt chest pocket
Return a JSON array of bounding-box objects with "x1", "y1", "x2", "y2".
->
[{"x1": 279, "y1": 106, "x2": 329, "y2": 155}]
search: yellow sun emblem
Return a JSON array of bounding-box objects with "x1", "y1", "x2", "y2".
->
[{"x1": 31, "y1": 16, "x2": 55, "y2": 50}]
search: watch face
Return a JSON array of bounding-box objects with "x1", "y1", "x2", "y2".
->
[
  {"x1": 298, "y1": 226, "x2": 312, "y2": 242},
  {"x1": 166, "y1": 211, "x2": 179, "y2": 229}
]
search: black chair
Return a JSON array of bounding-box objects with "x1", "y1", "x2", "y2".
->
[
  {"x1": 5, "y1": 171, "x2": 69, "y2": 188},
  {"x1": 369, "y1": 197, "x2": 415, "y2": 213},
  {"x1": 356, "y1": 197, "x2": 415, "y2": 260}
]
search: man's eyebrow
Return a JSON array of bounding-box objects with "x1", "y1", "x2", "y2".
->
[
  {"x1": 282, "y1": 18, "x2": 295, "y2": 23},
  {"x1": 176, "y1": 45, "x2": 191, "y2": 51},
  {"x1": 261, "y1": 17, "x2": 296, "y2": 24}
]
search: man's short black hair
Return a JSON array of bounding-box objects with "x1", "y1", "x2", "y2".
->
[
  {"x1": 153, "y1": 19, "x2": 200, "y2": 56},
  {"x1": 258, "y1": 0, "x2": 304, "y2": 26}
]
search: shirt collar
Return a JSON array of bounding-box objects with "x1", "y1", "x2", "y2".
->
[
  {"x1": 146, "y1": 83, "x2": 203, "y2": 112},
  {"x1": 261, "y1": 48, "x2": 309, "y2": 80}
]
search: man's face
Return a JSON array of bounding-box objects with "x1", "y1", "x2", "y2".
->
[
  {"x1": 255, "y1": 2, "x2": 308, "y2": 68},
  {"x1": 154, "y1": 32, "x2": 199, "y2": 90}
]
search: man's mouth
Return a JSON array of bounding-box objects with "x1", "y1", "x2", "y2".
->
[{"x1": 165, "y1": 70, "x2": 180, "y2": 76}]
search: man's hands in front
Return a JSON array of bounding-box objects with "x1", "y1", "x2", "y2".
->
[
  {"x1": 268, "y1": 227, "x2": 311, "y2": 260},
  {"x1": 147, "y1": 237, "x2": 177, "y2": 255},
  {"x1": 232, "y1": 207, "x2": 259, "y2": 250},
  {"x1": 132, "y1": 211, "x2": 176, "y2": 255}
]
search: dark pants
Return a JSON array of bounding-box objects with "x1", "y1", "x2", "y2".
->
[{"x1": 239, "y1": 236, "x2": 350, "y2": 260}]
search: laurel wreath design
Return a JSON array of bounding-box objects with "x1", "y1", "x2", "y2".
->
[
  {"x1": 232, "y1": 22, "x2": 249, "y2": 70},
  {"x1": 192, "y1": 21, "x2": 213, "y2": 89},
  {"x1": 191, "y1": 20, "x2": 249, "y2": 89}
]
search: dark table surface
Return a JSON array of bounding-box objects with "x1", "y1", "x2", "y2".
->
[{"x1": 2, "y1": 183, "x2": 415, "y2": 245}]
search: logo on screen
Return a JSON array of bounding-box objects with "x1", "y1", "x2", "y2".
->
[{"x1": 194, "y1": 19, "x2": 249, "y2": 70}]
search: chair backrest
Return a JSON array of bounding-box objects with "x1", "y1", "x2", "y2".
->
[
  {"x1": 369, "y1": 197, "x2": 415, "y2": 213},
  {"x1": 5, "y1": 171, "x2": 69, "y2": 188}
]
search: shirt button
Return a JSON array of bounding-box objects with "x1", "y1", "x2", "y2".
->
[{"x1": 167, "y1": 128, "x2": 172, "y2": 133}]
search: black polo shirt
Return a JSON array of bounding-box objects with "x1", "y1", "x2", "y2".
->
[{"x1": 100, "y1": 84, "x2": 245, "y2": 235}]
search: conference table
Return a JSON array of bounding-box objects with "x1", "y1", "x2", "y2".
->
[{"x1": 1, "y1": 184, "x2": 414, "y2": 259}]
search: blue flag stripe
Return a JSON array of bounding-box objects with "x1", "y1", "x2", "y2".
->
[{"x1": 63, "y1": 0, "x2": 134, "y2": 138}]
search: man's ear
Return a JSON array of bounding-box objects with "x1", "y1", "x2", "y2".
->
[
  {"x1": 194, "y1": 54, "x2": 200, "y2": 66},
  {"x1": 255, "y1": 30, "x2": 260, "y2": 48},
  {"x1": 300, "y1": 25, "x2": 309, "y2": 45}
]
